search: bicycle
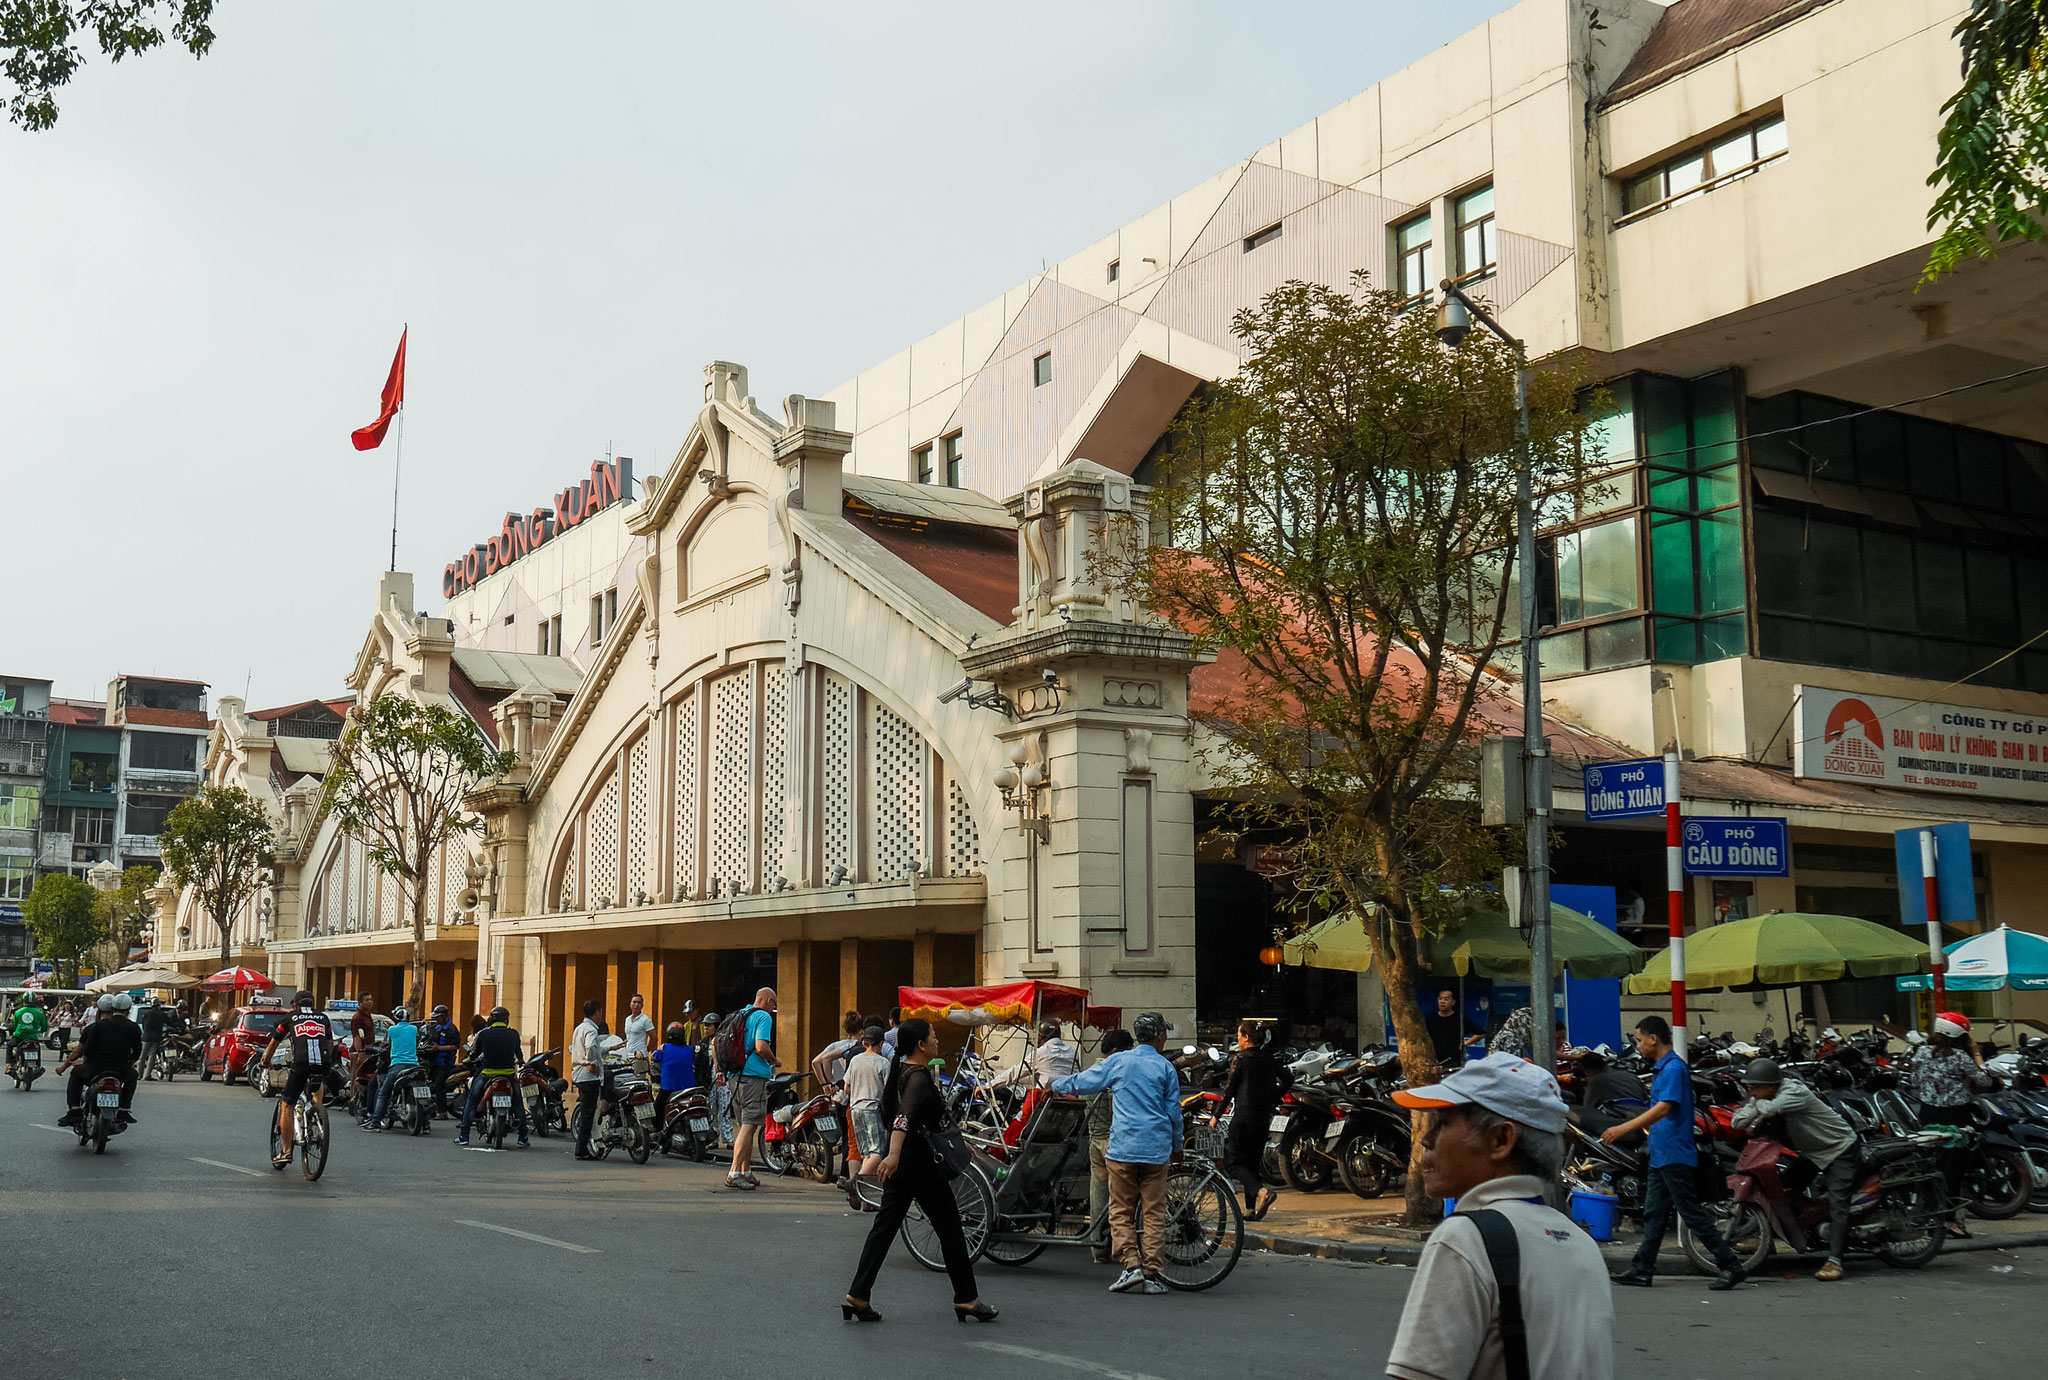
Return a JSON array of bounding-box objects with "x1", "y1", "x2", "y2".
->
[{"x1": 269, "y1": 1087, "x2": 331, "y2": 1181}]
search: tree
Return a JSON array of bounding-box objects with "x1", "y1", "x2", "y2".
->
[
  {"x1": 99, "y1": 863, "x2": 159, "y2": 962},
  {"x1": 22, "y1": 872, "x2": 104, "y2": 983},
  {"x1": 2, "y1": 1, "x2": 216, "y2": 131},
  {"x1": 159, "y1": 784, "x2": 275, "y2": 975},
  {"x1": 1115, "y1": 275, "x2": 1592, "y2": 1221},
  {"x1": 1926, "y1": 2, "x2": 2048, "y2": 279},
  {"x1": 327, "y1": 696, "x2": 514, "y2": 1014}
]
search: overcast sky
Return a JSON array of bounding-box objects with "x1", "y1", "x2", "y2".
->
[{"x1": 4, "y1": 0, "x2": 1509, "y2": 707}]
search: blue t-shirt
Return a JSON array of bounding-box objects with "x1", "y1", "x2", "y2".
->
[
  {"x1": 657, "y1": 1043, "x2": 697, "y2": 1092},
  {"x1": 386, "y1": 1022, "x2": 419, "y2": 1067},
  {"x1": 1647, "y1": 1050, "x2": 1696, "y2": 1168},
  {"x1": 743, "y1": 1008, "x2": 775, "y2": 1078}
]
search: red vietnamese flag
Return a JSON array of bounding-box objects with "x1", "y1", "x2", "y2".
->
[{"x1": 350, "y1": 329, "x2": 407, "y2": 451}]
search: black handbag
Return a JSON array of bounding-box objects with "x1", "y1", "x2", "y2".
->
[{"x1": 925, "y1": 1118, "x2": 972, "y2": 1179}]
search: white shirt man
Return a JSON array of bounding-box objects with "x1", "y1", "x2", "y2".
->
[{"x1": 990, "y1": 1025, "x2": 1079, "y2": 1089}]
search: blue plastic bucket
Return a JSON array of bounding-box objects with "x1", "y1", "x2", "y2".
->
[{"x1": 1570, "y1": 1190, "x2": 1618, "y2": 1242}]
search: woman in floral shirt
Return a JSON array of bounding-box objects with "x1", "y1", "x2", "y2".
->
[{"x1": 1911, "y1": 1012, "x2": 1993, "y2": 1121}]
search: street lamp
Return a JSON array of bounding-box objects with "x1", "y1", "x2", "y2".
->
[{"x1": 1438, "y1": 277, "x2": 1557, "y2": 1076}]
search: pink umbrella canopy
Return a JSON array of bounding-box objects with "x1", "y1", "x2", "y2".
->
[{"x1": 198, "y1": 966, "x2": 274, "y2": 993}]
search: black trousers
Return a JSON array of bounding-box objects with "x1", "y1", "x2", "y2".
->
[
  {"x1": 847, "y1": 1157, "x2": 979, "y2": 1306},
  {"x1": 1223, "y1": 1119, "x2": 1268, "y2": 1206},
  {"x1": 67, "y1": 1065, "x2": 138, "y2": 1110},
  {"x1": 1633, "y1": 1162, "x2": 1741, "y2": 1275},
  {"x1": 572, "y1": 1078, "x2": 603, "y2": 1153}
]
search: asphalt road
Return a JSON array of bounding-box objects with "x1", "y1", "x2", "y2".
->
[{"x1": 2, "y1": 1079, "x2": 2037, "y2": 1379}]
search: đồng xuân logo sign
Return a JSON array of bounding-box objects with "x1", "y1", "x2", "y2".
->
[{"x1": 442, "y1": 457, "x2": 633, "y2": 597}]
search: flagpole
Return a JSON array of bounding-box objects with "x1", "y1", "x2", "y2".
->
[{"x1": 389, "y1": 404, "x2": 404, "y2": 573}]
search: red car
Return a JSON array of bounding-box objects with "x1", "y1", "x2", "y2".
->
[{"x1": 202, "y1": 1005, "x2": 293, "y2": 1084}]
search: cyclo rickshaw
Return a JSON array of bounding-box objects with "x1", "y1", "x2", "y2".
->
[{"x1": 868, "y1": 982, "x2": 1245, "y2": 1291}]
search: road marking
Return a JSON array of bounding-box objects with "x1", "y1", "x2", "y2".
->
[
  {"x1": 453, "y1": 1219, "x2": 598, "y2": 1254},
  {"x1": 30, "y1": 1123, "x2": 68, "y2": 1134},
  {"x1": 966, "y1": 1343, "x2": 1168, "y2": 1380},
  {"x1": 461, "y1": 1146, "x2": 502, "y2": 1153},
  {"x1": 190, "y1": 1157, "x2": 267, "y2": 1178}
]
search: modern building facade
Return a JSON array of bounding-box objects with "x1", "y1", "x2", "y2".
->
[{"x1": 0, "y1": 674, "x2": 53, "y2": 981}]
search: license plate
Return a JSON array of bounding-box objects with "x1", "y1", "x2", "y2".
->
[
  {"x1": 689, "y1": 1117, "x2": 711, "y2": 1131},
  {"x1": 1269, "y1": 1115, "x2": 1291, "y2": 1132},
  {"x1": 1325, "y1": 1122, "x2": 1346, "y2": 1140},
  {"x1": 817, "y1": 1116, "x2": 839, "y2": 1133},
  {"x1": 634, "y1": 1103, "x2": 655, "y2": 1121},
  {"x1": 412, "y1": 1087, "x2": 432, "y2": 1101},
  {"x1": 97, "y1": 1093, "x2": 119, "y2": 1107},
  {"x1": 491, "y1": 1095, "x2": 511, "y2": 1108},
  {"x1": 24, "y1": 1049, "x2": 38, "y2": 1062}
]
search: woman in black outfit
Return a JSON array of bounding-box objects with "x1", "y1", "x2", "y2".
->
[
  {"x1": 1221, "y1": 1020, "x2": 1281, "y2": 1221},
  {"x1": 843, "y1": 1018, "x2": 998, "y2": 1324}
]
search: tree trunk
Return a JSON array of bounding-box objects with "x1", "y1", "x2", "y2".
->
[
  {"x1": 408, "y1": 869, "x2": 428, "y2": 1017},
  {"x1": 217, "y1": 901, "x2": 232, "y2": 979},
  {"x1": 1354, "y1": 845, "x2": 1447, "y2": 1225}
]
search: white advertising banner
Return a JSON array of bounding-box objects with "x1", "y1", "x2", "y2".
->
[{"x1": 1794, "y1": 684, "x2": 2048, "y2": 804}]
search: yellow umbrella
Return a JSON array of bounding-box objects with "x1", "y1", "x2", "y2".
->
[
  {"x1": 1283, "y1": 902, "x2": 1644, "y2": 978},
  {"x1": 1282, "y1": 912, "x2": 1375, "y2": 973},
  {"x1": 1623, "y1": 912, "x2": 1929, "y2": 994}
]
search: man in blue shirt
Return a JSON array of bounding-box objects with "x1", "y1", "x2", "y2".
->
[
  {"x1": 727, "y1": 987, "x2": 778, "y2": 1190},
  {"x1": 424, "y1": 1004, "x2": 461, "y2": 1116},
  {"x1": 367, "y1": 1007, "x2": 421, "y2": 1130},
  {"x1": 1052, "y1": 1011, "x2": 1182, "y2": 1296},
  {"x1": 1604, "y1": 1016, "x2": 1745, "y2": 1289}
]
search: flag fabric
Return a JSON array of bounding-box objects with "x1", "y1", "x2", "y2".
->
[{"x1": 350, "y1": 329, "x2": 407, "y2": 451}]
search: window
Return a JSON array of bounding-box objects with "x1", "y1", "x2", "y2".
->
[
  {"x1": 942, "y1": 434, "x2": 963, "y2": 487},
  {"x1": 128, "y1": 731, "x2": 196, "y2": 772},
  {"x1": 503, "y1": 614, "x2": 515, "y2": 626},
  {"x1": 590, "y1": 587, "x2": 618, "y2": 647},
  {"x1": 123, "y1": 791, "x2": 185, "y2": 837},
  {"x1": 537, "y1": 614, "x2": 562, "y2": 657},
  {"x1": 1554, "y1": 518, "x2": 1640, "y2": 624},
  {"x1": 1453, "y1": 185, "x2": 1495, "y2": 281},
  {"x1": 0, "y1": 783, "x2": 36, "y2": 828},
  {"x1": 1107, "y1": 259, "x2": 1119, "y2": 283},
  {"x1": 1243, "y1": 222, "x2": 1283, "y2": 253},
  {"x1": 66, "y1": 807, "x2": 114, "y2": 845},
  {"x1": 1619, "y1": 113, "x2": 1788, "y2": 223},
  {"x1": 537, "y1": 620, "x2": 551, "y2": 655},
  {"x1": 0, "y1": 861, "x2": 29, "y2": 901},
  {"x1": 1033, "y1": 352, "x2": 1052, "y2": 388},
  {"x1": 1394, "y1": 213, "x2": 1433, "y2": 301},
  {"x1": 914, "y1": 444, "x2": 934, "y2": 485}
]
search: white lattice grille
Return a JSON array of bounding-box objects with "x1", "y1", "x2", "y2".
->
[
  {"x1": 440, "y1": 842, "x2": 466, "y2": 924},
  {"x1": 378, "y1": 859, "x2": 400, "y2": 929},
  {"x1": 760, "y1": 663, "x2": 789, "y2": 888},
  {"x1": 673, "y1": 691, "x2": 699, "y2": 899},
  {"x1": 945, "y1": 778, "x2": 982, "y2": 877},
  {"x1": 708, "y1": 671, "x2": 754, "y2": 894},
  {"x1": 558, "y1": 832, "x2": 580, "y2": 912},
  {"x1": 822, "y1": 673, "x2": 856, "y2": 881},
  {"x1": 588, "y1": 767, "x2": 622, "y2": 907},
  {"x1": 345, "y1": 835, "x2": 364, "y2": 932},
  {"x1": 868, "y1": 699, "x2": 925, "y2": 881},
  {"x1": 321, "y1": 850, "x2": 343, "y2": 935},
  {"x1": 625, "y1": 736, "x2": 652, "y2": 905}
]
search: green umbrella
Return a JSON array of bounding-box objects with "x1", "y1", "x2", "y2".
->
[
  {"x1": 1623, "y1": 912, "x2": 1929, "y2": 994},
  {"x1": 1283, "y1": 901, "x2": 1645, "y2": 980}
]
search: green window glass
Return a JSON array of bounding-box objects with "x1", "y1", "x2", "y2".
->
[
  {"x1": 1701, "y1": 614, "x2": 1747, "y2": 662},
  {"x1": 1555, "y1": 517, "x2": 1640, "y2": 623},
  {"x1": 1695, "y1": 463, "x2": 1739, "y2": 509},
  {"x1": 1655, "y1": 616, "x2": 1699, "y2": 662},
  {"x1": 1690, "y1": 373, "x2": 1739, "y2": 469},
  {"x1": 1587, "y1": 618, "x2": 1647, "y2": 669},
  {"x1": 0, "y1": 784, "x2": 38, "y2": 829},
  {"x1": 1650, "y1": 513, "x2": 1696, "y2": 616},
  {"x1": 1698, "y1": 510, "x2": 1746, "y2": 615},
  {"x1": 1640, "y1": 374, "x2": 1688, "y2": 473}
]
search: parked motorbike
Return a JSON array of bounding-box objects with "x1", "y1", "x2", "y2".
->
[
  {"x1": 760, "y1": 1073, "x2": 842, "y2": 1181},
  {"x1": 520, "y1": 1048, "x2": 569, "y2": 1137},
  {"x1": 657, "y1": 1085, "x2": 718, "y2": 1161},
  {"x1": 6, "y1": 1036, "x2": 45, "y2": 1090},
  {"x1": 75, "y1": 1072, "x2": 129, "y2": 1154},
  {"x1": 585, "y1": 1043, "x2": 654, "y2": 1163},
  {"x1": 149, "y1": 1028, "x2": 205, "y2": 1081},
  {"x1": 1682, "y1": 1133, "x2": 1947, "y2": 1274}
]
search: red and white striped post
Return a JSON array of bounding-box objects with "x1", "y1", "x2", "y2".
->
[
  {"x1": 1920, "y1": 828, "x2": 1947, "y2": 1022},
  {"x1": 1665, "y1": 751, "x2": 1687, "y2": 1058}
]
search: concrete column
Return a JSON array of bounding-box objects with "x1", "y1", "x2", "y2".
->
[
  {"x1": 913, "y1": 931, "x2": 936, "y2": 986},
  {"x1": 777, "y1": 940, "x2": 803, "y2": 1072},
  {"x1": 604, "y1": 949, "x2": 625, "y2": 1032}
]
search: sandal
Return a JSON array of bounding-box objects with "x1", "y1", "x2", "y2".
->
[{"x1": 1251, "y1": 1188, "x2": 1278, "y2": 1222}]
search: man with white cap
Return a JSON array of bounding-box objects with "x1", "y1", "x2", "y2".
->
[{"x1": 1385, "y1": 1051, "x2": 1613, "y2": 1380}]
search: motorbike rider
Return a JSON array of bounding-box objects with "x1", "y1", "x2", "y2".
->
[
  {"x1": 457, "y1": 1006, "x2": 530, "y2": 1148},
  {"x1": 1730, "y1": 1057, "x2": 1859, "y2": 1282},
  {"x1": 366, "y1": 1006, "x2": 420, "y2": 1130},
  {"x1": 56, "y1": 993, "x2": 143, "y2": 1127},
  {"x1": 7, "y1": 996, "x2": 49, "y2": 1074},
  {"x1": 655, "y1": 1021, "x2": 699, "y2": 1121},
  {"x1": 262, "y1": 990, "x2": 338, "y2": 1167},
  {"x1": 423, "y1": 1004, "x2": 461, "y2": 1114}
]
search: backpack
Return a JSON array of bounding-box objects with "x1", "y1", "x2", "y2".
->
[{"x1": 713, "y1": 1008, "x2": 756, "y2": 1075}]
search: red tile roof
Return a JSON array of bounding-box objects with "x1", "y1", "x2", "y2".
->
[
  {"x1": 121, "y1": 706, "x2": 209, "y2": 729},
  {"x1": 48, "y1": 701, "x2": 105, "y2": 726},
  {"x1": 847, "y1": 510, "x2": 1018, "y2": 625},
  {"x1": 1604, "y1": 0, "x2": 1830, "y2": 106},
  {"x1": 248, "y1": 698, "x2": 347, "y2": 723}
]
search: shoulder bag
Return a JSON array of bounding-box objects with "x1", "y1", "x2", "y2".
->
[{"x1": 1457, "y1": 1209, "x2": 1530, "y2": 1380}]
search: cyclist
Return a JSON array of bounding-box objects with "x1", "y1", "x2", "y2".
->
[
  {"x1": 6, "y1": 996, "x2": 49, "y2": 1075},
  {"x1": 56, "y1": 994, "x2": 143, "y2": 1127},
  {"x1": 457, "y1": 1006, "x2": 530, "y2": 1148},
  {"x1": 262, "y1": 991, "x2": 338, "y2": 1167}
]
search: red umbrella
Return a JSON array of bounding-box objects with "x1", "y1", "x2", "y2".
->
[{"x1": 198, "y1": 966, "x2": 274, "y2": 993}]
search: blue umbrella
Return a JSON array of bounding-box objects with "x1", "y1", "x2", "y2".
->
[{"x1": 1895, "y1": 925, "x2": 2048, "y2": 992}]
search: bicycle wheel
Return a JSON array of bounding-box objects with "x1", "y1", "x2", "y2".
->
[
  {"x1": 902, "y1": 1166, "x2": 993, "y2": 1272},
  {"x1": 982, "y1": 1228, "x2": 1049, "y2": 1267},
  {"x1": 1158, "y1": 1164, "x2": 1244, "y2": 1291},
  {"x1": 302, "y1": 1103, "x2": 329, "y2": 1181}
]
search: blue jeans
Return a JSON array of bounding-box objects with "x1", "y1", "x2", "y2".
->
[
  {"x1": 373, "y1": 1065, "x2": 419, "y2": 1123},
  {"x1": 461, "y1": 1074, "x2": 530, "y2": 1139},
  {"x1": 1633, "y1": 1162, "x2": 1740, "y2": 1276}
]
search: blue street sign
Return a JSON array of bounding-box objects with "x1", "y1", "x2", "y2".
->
[
  {"x1": 1681, "y1": 818, "x2": 1790, "y2": 877},
  {"x1": 1582, "y1": 757, "x2": 1667, "y2": 821},
  {"x1": 1894, "y1": 821, "x2": 1975, "y2": 927},
  {"x1": 32, "y1": 960, "x2": 55, "y2": 978}
]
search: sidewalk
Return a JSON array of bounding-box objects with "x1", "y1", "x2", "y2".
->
[{"x1": 1246, "y1": 1189, "x2": 2048, "y2": 1268}]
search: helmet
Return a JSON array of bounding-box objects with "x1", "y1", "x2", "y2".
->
[
  {"x1": 665, "y1": 1022, "x2": 688, "y2": 1044},
  {"x1": 95, "y1": 993, "x2": 120, "y2": 1013},
  {"x1": 1740, "y1": 1057, "x2": 1784, "y2": 1086},
  {"x1": 1132, "y1": 1011, "x2": 1168, "y2": 1044},
  {"x1": 432, "y1": 1005, "x2": 450, "y2": 1020},
  {"x1": 294, "y1": 990, "x2": 316, "y2": 1008},
  {"x1": 488, "y1": 1006, "x2": 509, "y2": 1025},
  {"x1": 391, "y1": 1006, "x2": 409, "y2": 1023},
  {"x1": 1934, "y1": 1011, "x2": 1971, "y2": 1039}
]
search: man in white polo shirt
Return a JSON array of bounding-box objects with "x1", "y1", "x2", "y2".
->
[{"x1": 1385, "y1": 1051, "x2": 1614, "y2": 1380}]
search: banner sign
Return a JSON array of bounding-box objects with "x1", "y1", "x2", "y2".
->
[
  {"x1": 1681, "y1": 818, "x2": 1789, "y2": 877},
  {"x1": 1795, "y1": 685, "x2": 2048, "y2": 803},
  {"x1": 442, "y1": 456, "x2": 633, "y2": 597},
  {"x1": 1582, "y1": 757, "x2": 1667, "y2": 821}
]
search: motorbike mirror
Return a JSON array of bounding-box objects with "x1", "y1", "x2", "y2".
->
[
  {"x1": 1183, "y1": 1045, "x2": 1197, "y2": 1055},
  {"x1": 1209, "y1": 1046, "x2": 1223, "y2": 1059}
]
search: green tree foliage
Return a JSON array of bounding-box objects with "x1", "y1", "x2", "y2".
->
[
  {"x1": 22, "y1": 872, "x2": 104, "y2": 982},
  {"x1": 1115, "y1": 275, "x2": 1592, "y2": 1219},
  {"x1": 98, "y1": 862, "x2": 160, "y2": 962},
  {"x1": 327, "y1": 696, "x2": 514, "y2": 1014},
  {"x1": 1927, "y1": 2, "x2": 2048, "y2": 279},
  {"x1": 2, "y1": 0, "x2": 215, "y2": 130},
  {"x1": 159, "y1": 784, "x2": 275, "y2": 975}
]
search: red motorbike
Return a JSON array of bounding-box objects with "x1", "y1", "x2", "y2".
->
[
  {"x1": 1681, "y1": 1133, "x2": 1948, "y2": 1275},
  {"x1": 761, "y1": 1072, "x2": 842, "y2": 1182}
]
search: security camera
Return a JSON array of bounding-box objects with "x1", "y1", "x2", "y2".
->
[
  {"x1": 1041, "y1": 668, "x2": 1060, "y2": 686},
  {"x1": 938, "y1": 677, "x2": 974, "y2": 705},
  {"x1": 1435, "y1": 294, "x2": 1471, "y2": 349}
]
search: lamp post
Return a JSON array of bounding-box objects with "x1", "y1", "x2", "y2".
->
[{"x1": 1436, "y1": 279, "x2": 1555, "y2": 1075}]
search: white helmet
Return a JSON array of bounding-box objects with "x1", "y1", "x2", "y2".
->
[{"x1": 95, "y1": 993, "x2": 121, "y2": 1013}]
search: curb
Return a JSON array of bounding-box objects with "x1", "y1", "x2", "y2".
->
[{"x1": 1249, "y1": 1226, "x2": 2048, "y2": 1267}]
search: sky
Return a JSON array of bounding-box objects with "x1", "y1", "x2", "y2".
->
[{"x1": 3, "y1": 0, "x2": 1512, "y2": 708}]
